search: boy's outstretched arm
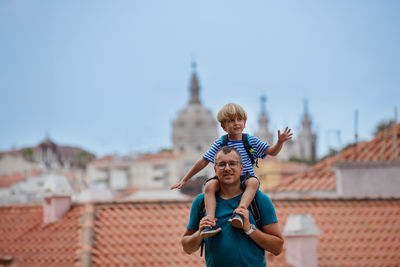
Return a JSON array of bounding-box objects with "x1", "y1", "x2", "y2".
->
[
  {"x1": 264, "y1": 127, "x2": 293, "y2": 156},
  {"x1": 170, "y1": 158, "x2": 210, "y2": 189}
]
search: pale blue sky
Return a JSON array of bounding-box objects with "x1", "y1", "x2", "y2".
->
[{"x1": 1, "y1": 0, "x2": 399, "y2": 158}]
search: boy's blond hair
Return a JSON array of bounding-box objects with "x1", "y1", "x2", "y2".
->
[{"x1": 217, "y1": 103, "x2": 247, "y2": 124}]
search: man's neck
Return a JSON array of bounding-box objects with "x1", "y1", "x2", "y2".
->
[{"x1": 218, "y1": 183, "x2": 243, "y2": 199}]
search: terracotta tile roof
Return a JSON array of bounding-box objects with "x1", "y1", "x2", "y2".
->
[
  {"x1": 269, "y1": 123, "x2": 400, "y2": 193},
  {"x1": 1, "y1": 198, "x2": 399, "y2": 266},
  {"x1": 0, "y1": 149, "x2": 21, "y2": 156},
  {"x1": 91, "y1": 201, "x2": 204, "y2": 266},
  {"x1": 92, "y1": 155, "x2": 114, "y2": 163},
  {"x1": 269, "y1": 198, "x2": 400, "y2": 267},
  {"x1": 0, "y1": 204, "x2": 84, "y2": 266},
  {"x1": 135, "y1": 151, "x2": 182, "y2": 162},
  {"x1": 0, "y1": 169, "x2": 42, "y2": 188}
]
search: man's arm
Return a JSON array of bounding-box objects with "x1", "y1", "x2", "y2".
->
[
  {"x1": 181, "y1": 229, "x2": 202, "y2": 254},
  {"x1": 264, "y1": 127, "x2": 292, "y2": 156},
  {"x1": 248, "y1": 223, "x2": 284, "y2": 256},
  {"x1": 235, "y1": 207, "x2": 284, "y2": 256},
  {"x1": 181, "y1": 216, "x2": 217, "y2": 254}
]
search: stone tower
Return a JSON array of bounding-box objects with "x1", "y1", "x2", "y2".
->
[
  {"x1": 172, "y1": 63, "x2": 218, "y2": 154},
  {"x1": 255, "y1": 95, "x2": 274, "y2": 145},
  {"x1": 296, "y1": 99, "x2": 317, "y2": 162}
]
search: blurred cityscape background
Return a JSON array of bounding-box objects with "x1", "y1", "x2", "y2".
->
[{"x1": 1, "y1": 1, "x2": 399, "y2": 266}]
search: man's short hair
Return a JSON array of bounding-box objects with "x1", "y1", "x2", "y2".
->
[
  {"x1": 214, "y1": 146, "x2": 242, "y2": 164},
  {"x1": 217, "y1": 103, "x2": 247, "y2": 124}
]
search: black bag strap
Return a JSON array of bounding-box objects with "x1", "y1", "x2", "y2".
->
[
  {"x1": 198, "y1": 199, "x2": 206, "y2": 256},
  {"x1": 242, "y1": 133, "x2": 258, "y2": 167},
  {"x1": 220, "y1": 134, "x2": 229, "y2": 147},
  {"x1": 249, "y1": 198, "x2": 262, "y2": 229}
]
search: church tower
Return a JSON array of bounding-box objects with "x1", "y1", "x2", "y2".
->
[
  {"x1": 172, "y1": 62, "x2": 218, "y2": 154},
  {"x1": 296, "y1": 99, "x2": 317, "y2": 162},
  {"x1": 256, "y1": 95, "x2": 274, "y2": 145}
]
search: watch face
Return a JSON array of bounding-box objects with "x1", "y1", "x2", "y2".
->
[{"x1": 246, "y1": 224, "x2": 256, "y2": 235}]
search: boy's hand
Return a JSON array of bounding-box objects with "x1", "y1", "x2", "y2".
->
[
  {"x1": 170, "y1": 181, "x2": 185, "y2": 190},
  {"x1": 277, "y1": 127, "x2": 293, "y2": 143}
]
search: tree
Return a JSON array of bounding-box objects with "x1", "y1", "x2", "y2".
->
[
  {"x1": 77, "y1": 150, "x2": 94, "y2": 169},
  {"x1": 21, "y1": 148, "x2": 34, "y2": 162},
  {"x1": 288, "y1": 156, "x2": 314, "y2": 166},
  {"x1": 374, "y1": 120, "x2": 394, "y2": 137}
]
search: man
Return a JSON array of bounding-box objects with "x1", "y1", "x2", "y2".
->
[{"x1": 181, "y1": 146, "x2": 283, "y2": 267}]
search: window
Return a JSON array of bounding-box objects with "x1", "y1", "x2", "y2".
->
[{"x1": 153, "y1": 164, "x2": 166, "y2": 170}]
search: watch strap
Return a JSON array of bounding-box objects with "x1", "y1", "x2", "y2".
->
[{"x1": 245, "y1": 224, "x2": 256, "y2": 235}]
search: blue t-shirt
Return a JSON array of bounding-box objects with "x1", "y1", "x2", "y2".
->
[
  {"x1": 187, "y1": 191, "x2": 278, "y2": 267},
  {"x1": 203, "y1": 134, "x2": 270, "y2": 176}
]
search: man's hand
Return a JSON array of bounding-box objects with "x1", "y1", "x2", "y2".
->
[
  {"x1": 181, "y1": 215, "x2": 217, "y2": 254},
  {"x1": 234, "y1": 207, "x2": 251, "y2": 232},
  {"x1": 277, "y1": 127, "x2": 293, "y2": 144},
  {"x1": 170, "y1": 181, "x2": 185, "y2": 190},
  {"x1": 199, "y1": 216, "x2": 217, "y2": 234}
]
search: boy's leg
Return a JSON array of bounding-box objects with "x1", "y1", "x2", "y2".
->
[
  {"x1": 204, "y1": 178, "x2": 220, "y2": 219},
  {"x1": 229, "y1": 176, "x2": 259, "y2": 228},
  {"x1": 200, "y1": 177, "x2": 222, "y2": 238},
  {"x1": 238, "y1": 177, "x2": 259, "y2": 209}
]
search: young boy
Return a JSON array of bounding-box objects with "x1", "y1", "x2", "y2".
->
[{"x1": 171, "y1": 103, "x2": 292, "y2": 237}]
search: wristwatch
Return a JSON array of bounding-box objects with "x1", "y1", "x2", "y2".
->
[{"x1": 245, "y1": 224, "x2": 256, "y2": 235}]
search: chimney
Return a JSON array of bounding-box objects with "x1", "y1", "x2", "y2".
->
[
  {"x1": 282, "y1": 214, "x2": 321, "y2": 267},
  {"x1": 42, "y1": 174, "x2": 73, "y2": 223}
]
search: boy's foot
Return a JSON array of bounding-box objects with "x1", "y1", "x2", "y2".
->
[
  {"x1": 228, "y1": 213, "x2": 244, "y2": 228},
  {"x1": 200, "y1": 223, "x2": 222, "y2": 239}
]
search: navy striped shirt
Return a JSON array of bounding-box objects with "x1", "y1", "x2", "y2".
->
[{"x1": 203, "y1": 134, "x2": 270, "y2": 176}]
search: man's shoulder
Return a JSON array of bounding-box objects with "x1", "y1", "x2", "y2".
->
[
  {"x1": 254, "y1": 190, "x2": 273, "y2": 205},
  {"x1": 254, "y1": 190, "x2": 278, "y2": 225},
  {"x1": 193, "y1": 193, "x2": 205, "y2": 202},
  {"x1": 254, "y1": 190, "x2": 268, "y2": 200},
  {"x1": 192, "y1": 193, "x2": 205, "y2": 210}
]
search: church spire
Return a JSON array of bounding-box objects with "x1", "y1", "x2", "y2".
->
[
  {"x1": 261, "y1": 95, "x2": 267, "y2": 117},
  {"x1": 189, "y1": 61, "x2": 201, "y2": 104},
  {"x1": 298, "y1": 98, "x2": 317, "y2": 162},
  {"x1": 256, "y1": 94, "x2": 273, "y2": 144},
  {"x1": 301, "y1": 98, "x2": 311, "y2": 130}
]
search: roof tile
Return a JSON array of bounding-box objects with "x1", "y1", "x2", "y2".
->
[
  {"x1": 1, "y1": 198, "x2": 399, "y2": 266},
  {"x1": 269, "y1": 124, "x2": 400, "y2": 193}
]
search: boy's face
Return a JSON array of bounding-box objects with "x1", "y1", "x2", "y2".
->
[{"x1": 221, "y1": 117, "x2": 246, "y2": 135}]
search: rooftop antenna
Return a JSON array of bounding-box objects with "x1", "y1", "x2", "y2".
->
[
  {"x1": 354, "y1": 109, "x2": 359, "y2": 158},
  {"x1": 393, "y1": 106, "x2": 398, "y2": 160},
  {"x1": 354, "y1": 109, "x2": 359, "y2": 145},
  {"x1": 337, "y1": 130, "x2": 342, "y2": 161},
  {"x1": 379, "y1": 124, "x2": 386, "y2": 161},
  {"x1": 327, "y1": 129, "x2": 341, "y2": 159}
]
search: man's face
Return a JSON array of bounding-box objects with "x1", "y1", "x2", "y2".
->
[{"x1": 214, "y1": 150, "x2": 243, "y2": 186}]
